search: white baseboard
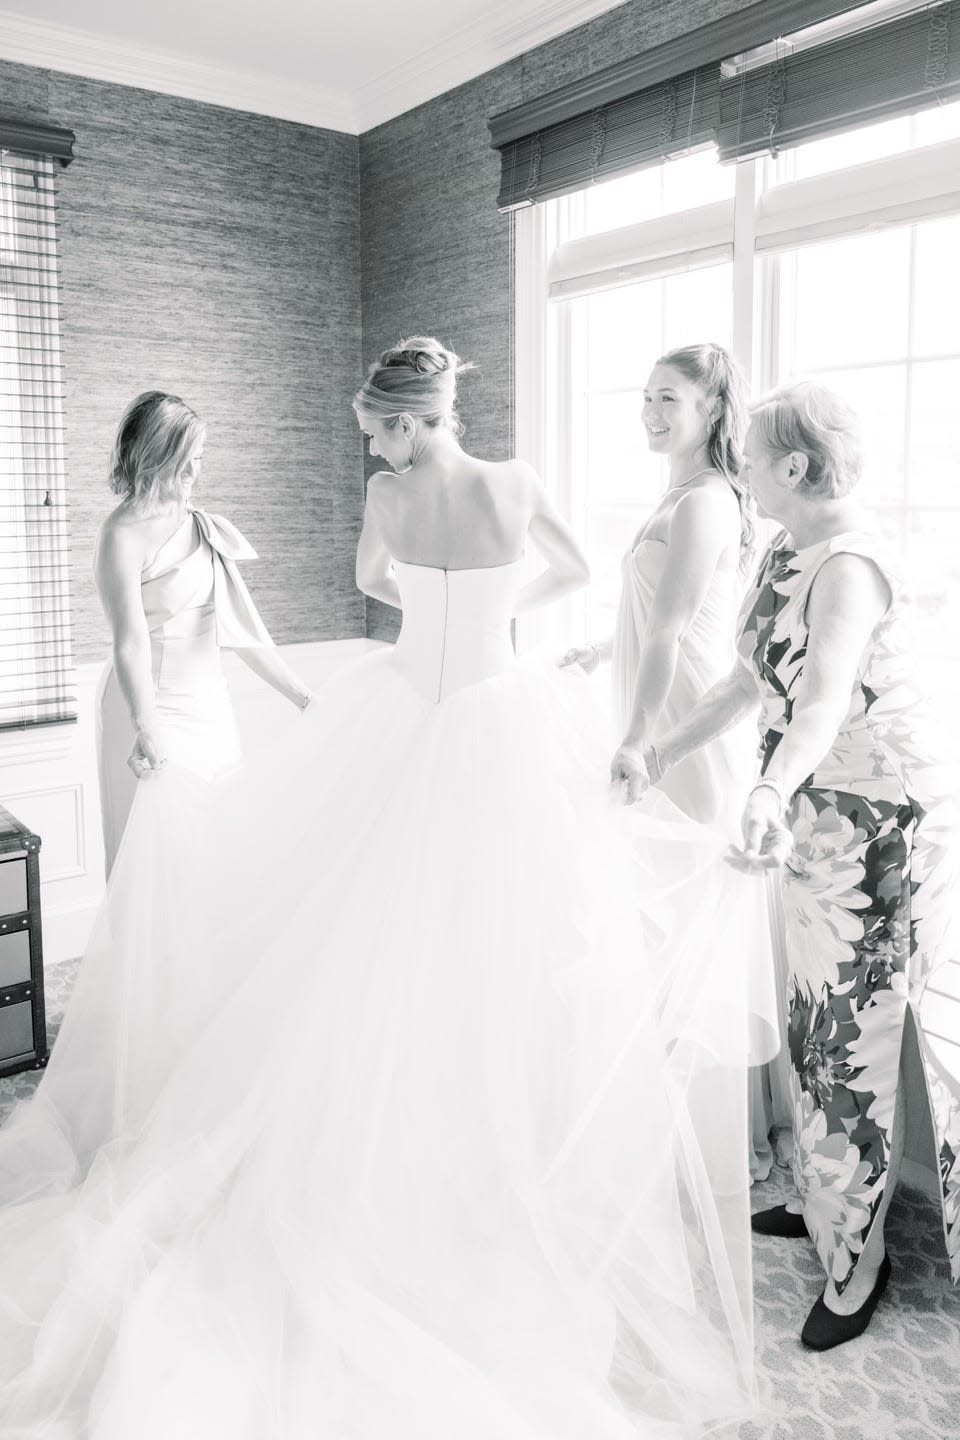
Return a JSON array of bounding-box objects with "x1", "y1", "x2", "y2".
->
[{"x1": 42, "y1": 899, "x2": 99, "y2": 968}]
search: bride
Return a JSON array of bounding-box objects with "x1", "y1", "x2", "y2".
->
[{"x1": 0, "y1": 338, "x2": 778, "y2": 1439}]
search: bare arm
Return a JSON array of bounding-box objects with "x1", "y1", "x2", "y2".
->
[
  {"x1": 231, "y1": 646, "x2": 313, "y2": 709},
  {"x1": 514, "y1": 468, "x2": 590, "y2": 616},
  {"x1": 94, "y1": 522, "x2": 157, "y2": 732},
  {"x1": 559, "y1": 634, "x2": 612, "y2": 674},
  {"x1": 355, "y1": 478, "x2": 401, "y2": 609},
  {"x1": 619, "y1": 489, "x2": 737, "y2": 749},
  {"x1": 656, "y1": 660, "x2": 758, "y2": 771},
  {"x1": 615, "y1": 660, "x2": 757, "y2": 802}
]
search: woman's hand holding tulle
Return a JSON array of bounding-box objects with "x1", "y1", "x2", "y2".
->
[
  {"x1": 727, "y1": 786, "x2": 794, "y2": 872},
  {"x1": 610, "y1": 743, "x2": 651, "y2": 804},
  {"x1": 559, "y1": 644, "x2": 600, "y2": 675},
  {"x1": 127, "y1": 726, "x2": 168, "y2": 780}
]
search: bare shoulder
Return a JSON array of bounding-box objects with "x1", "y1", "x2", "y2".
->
[
  {"x1": 96, "y1": 502, "x2": 152, "y2": 561},
  {"x1": 362, "y1": 470, "x2": 400, "y2": 519},
  {"x1": 484, "y1": 457, "x2": 546, "y2": 506},
  {"x1": 364, "y1": 469, "x2": 398, "y2": 498},
  {"x1": 810, "y1": 550, "x2": 892, "y2": 614},
  {"x1": 669, "y1": 475, "x2": 739, "y2": 534}
]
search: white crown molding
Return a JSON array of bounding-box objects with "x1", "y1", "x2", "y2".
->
[
  {"x1": 0, "y1": 8, "x2": 359, "y2": 134},
  {"x1": 354, "y1": 0, "x2": 631, "y2": 132},
  {"x1": 0, "y1": 0, "x2": 630, "y2": 138}
]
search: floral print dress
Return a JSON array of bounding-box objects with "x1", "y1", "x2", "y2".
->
[{"x1": 737, "y1": 531, "x2": 960, "y2": 1292}]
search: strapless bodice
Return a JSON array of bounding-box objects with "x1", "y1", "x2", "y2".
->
[{"x1": 392, "y1": 560, "x2": 523, "y2": 703}]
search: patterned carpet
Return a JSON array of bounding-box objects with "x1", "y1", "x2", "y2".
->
[{"x1": 2, "y1": 960, "x2": 958, "y2": 1440}]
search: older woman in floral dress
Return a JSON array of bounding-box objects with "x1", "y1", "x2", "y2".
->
[{"x1": 627, "y1": 380, "x2": 960, "y2": 1349}]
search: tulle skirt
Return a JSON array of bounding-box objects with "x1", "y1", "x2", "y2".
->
[{"x1": 0, "y1": 648, "x2": 779, "y2": 1439}]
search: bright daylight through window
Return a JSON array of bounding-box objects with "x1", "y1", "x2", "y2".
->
[{"x1": 521, "y1": 98, "x2": 960, "y2": 709}]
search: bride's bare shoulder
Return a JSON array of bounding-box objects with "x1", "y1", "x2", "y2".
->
[{"x1": 480, "y1": 456, "x2": 541, "y2": 494}]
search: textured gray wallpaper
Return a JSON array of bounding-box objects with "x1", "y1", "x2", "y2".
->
[
  {"x1": 0, "y1": 59, "x2": 364, "y2": 661},
  {"x1": 358, "y1": 0, "x2": 757, "y2": 639},
  {"x1": 1, "y1": 0, "x2": 763, "y2": 655}
]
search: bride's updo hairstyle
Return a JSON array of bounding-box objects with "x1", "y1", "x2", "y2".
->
[
  {"x1": 657, "y1": 342, "x2": 755, "y2": 569},
  {"x1": 353, "y1": 336, "x2": 473, "y2": 437},
  {"x1": 109, "y1": 391, "x2": 204, "y2": 509}
]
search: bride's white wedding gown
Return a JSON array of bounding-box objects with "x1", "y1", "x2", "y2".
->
[{"x1": 0, "y1": 559, "x2": 778, "y2": 1439}]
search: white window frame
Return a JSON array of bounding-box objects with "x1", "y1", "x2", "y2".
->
[{"x1": 514, "y1": 132, "x2": 960, "y2": 648}]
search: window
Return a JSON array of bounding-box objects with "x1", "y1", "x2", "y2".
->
[
  {"x1": 519, "y1": 98, "x2": 960, "y2": 707},
  {"x1": 0, "y1": 150, "x2": 73, "y2": 731}
]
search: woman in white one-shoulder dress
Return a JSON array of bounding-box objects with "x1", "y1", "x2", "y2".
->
[{"x1": 94, "y1": 391, "x2": 313, "y2": 874}]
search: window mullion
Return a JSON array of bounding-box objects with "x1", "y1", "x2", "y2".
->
[
  {"x1": 732, "y1": 159, "x2": 758, "y2": 382},
  {"x1": 901, "y1": 223, "x2": 919, "y2": 561}
]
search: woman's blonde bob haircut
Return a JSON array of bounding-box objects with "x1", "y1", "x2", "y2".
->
[
  {"x1": 109, "y1": 391, "x2": 204, "y2": 508},
  {"x1": 750, "y1": 381, "x2": 862, "y2": 499}
]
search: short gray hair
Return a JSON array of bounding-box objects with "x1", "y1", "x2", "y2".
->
[{"x1": 750, "y1": 382, "x2": 862, "y2": 498}]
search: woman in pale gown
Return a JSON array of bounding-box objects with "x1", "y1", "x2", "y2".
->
[
  {"x1": 94, "y1": 390, "x2": 313, "y2": 875},
  {"x1": 563, "y1": 343, "x2": 754, "y2": 824},
  {"x1": 564, "y1": 343, "x2": 791, "y2": 1177},
  {"x1": 0, "y1": 342, "x2": 779, "y2": 1439}
]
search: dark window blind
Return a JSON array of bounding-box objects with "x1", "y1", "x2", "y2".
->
[
  {"x1": 490, "y1": 2, "x2": 960, "y2": 209},
  {"x1": 717, "y1": 1, "x2": 960, "y2": 161},
  {"x1": 495, "y1": 65, "x2": 719, "y2": 212},
  {"x1": 0, "y1": 150, "x2": 74, "y2": 731},
  {"x1": 488, "y1": 0, "x2": 874, "y2": 210}
]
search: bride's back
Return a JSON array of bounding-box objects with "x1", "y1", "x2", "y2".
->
[{"x1": 366, "y1": 455, "x2": 533, "y2": 571}]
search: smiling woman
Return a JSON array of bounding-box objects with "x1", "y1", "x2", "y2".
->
[{"x1": 563, "y1": 341, "x2": 756, "y2": 826}]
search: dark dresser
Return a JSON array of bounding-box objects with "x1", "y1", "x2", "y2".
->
[{"x1": 0, "y1": 802, "x2": 47, "y2": 1077}]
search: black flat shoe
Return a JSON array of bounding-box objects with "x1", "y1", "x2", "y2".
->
[
  {"x1": 801, "y1": 1253, "x2": 891, "y2": 1351},
  {"x1": 750, "y1": 1204, "x2": 808, "y2": 1238}
]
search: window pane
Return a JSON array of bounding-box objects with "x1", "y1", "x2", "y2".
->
[
  {"x1": 660, "y1": 147, "x2": 735, "y2": 213},
  {"x1": 913, "y1": 98, "x2": 960, "y2": 147},
  {"x1": 586, "y1": 391, "x2": 662, "y2": 513},
  {"x1": 783, "y1": 229, "x2": 910, "y2": 371},
  {"x1": 810, "y1": 365, "x2": 906, "y2": 508},
  {"x1": 789, "y1": 116, "x2": 912, "y2": 181},
  {"x1": 582, "y1": 286, "x2": 662, "y2": 392},
  {"x1": 582, "y1": 168, "x2": 663, "y2": 237},
  {"x1": 767, "y1": 98, "x2": 960, "y2": 188},
  {"x1": 908, "y1": 358, "x2": 960, "y2": 509},
  {"x1": 899, "y1": 509, "x2": 960, "y2": 712},
  {"x1": 770, "y1": 207, "x2": 960, "y2": 711},
  {"x1": 582, "y1": 147, "x2": 733, "y2": 237},
  {"x1": 913, "y1": 214, "x2": 960, "y2": 357},
  {"x1": 662, "y1": 263, "x2": 733, "y2": 352},
  {"x1": 584, "y1": 391, "x2": 653, "y2": 632}
]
